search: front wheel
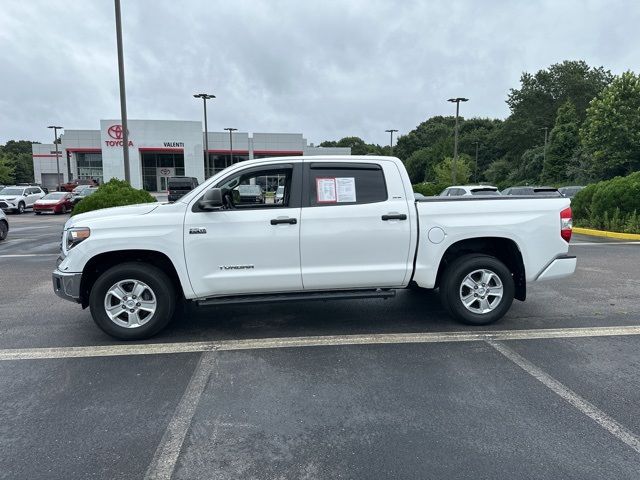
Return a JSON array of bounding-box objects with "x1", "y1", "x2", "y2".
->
[
  {"x1": 0, "y1": 221, "x2": 7, "y2": 241},
  {"x1": 17, "y1": 202, "x2": 25, "y2": 214},
  {"x1": 89, "y1": 262, "x2": 176, "y2": 340},
  {"x1": 440, "y1": 254, "x2": 514, "y2": 326}
]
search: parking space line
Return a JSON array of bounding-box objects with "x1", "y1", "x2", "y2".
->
[
  {"x1": 2, "y1": 325, "x2": 640, "y2": 361},
  {"x1": 0, "y1": 253, "x2": 59, "y2": 258},
  {"x1": 144, "y1": 351, "x2": 217, "y2": 480},
  {"x1": 487, "y1": 340, "x2": 640, "y2": 454},
  {"x1": 571, "y1": 242, "x2": 640, "y2": 245}
]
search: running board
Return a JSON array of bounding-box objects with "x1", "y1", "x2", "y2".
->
[{"x1": 196, "y1": 288, "x2": 396, "y2": 307}]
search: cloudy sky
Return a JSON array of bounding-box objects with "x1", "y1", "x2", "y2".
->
[{"x1": 0, "y1": 0, "x2": 638, "y2": 146}]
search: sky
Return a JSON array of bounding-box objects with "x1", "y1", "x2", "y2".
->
[{"x1": 1, "y1": 0, "x2": 639, "y2": 146}]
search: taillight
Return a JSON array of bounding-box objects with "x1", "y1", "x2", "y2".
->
[{"x1": 560, "y1": 207, "x2": 572, "y2": 242}]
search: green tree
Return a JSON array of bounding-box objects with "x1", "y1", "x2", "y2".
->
[
  {"x1": 433, "y1": 155, "x2": 472, "y2": 185},
  {"x1": 0, "y1": 140, "x2": 38, "y2": 184},
  {"x1": 0, "y1": 155, "x2": 15, "y2": 184},
  {"x1": 581, "y1": 71, "x2": 640, "y2": 179},
  {"x1": 319, "y1": 136, "x2": 385, "y2": 156},
  {"x1": 543, "y1": 100, "x2": 580, "y2": 183},
  {"x1": 484, "y1": 159, "x2": 513, "y2": 189}
]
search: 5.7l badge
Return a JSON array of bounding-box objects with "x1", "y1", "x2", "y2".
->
[{"x1": 189, "y1": 228, "x2": 207, "y2": 234}]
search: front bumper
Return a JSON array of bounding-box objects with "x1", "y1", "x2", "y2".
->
[
  {"x1": 535, "y1": 255, "x2": 577, "y2": 281},
  {"x1": 52, "y1": 269, "x2": 82, "y2": 303}
]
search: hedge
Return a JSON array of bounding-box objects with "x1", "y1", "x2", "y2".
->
[
  {"x1": 413, "y1": 182, "x2": 447, "y2": 197},
  {"x1": 572, "y1": 171, "x2": 640, "y2": 233},
  {"x1": 72, "y1": 179, "x2": 156, "y2": 216}
]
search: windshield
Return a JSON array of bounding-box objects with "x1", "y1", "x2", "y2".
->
[
  {"x1": 471, "y1": 189, "x2": 500, "y2": 196},
  {"x1": 42, "y1": 193, "x2": 66, "y2": 200},
  {"x1": 0, "y1": 188, "x2": 23, "y2": 196}
]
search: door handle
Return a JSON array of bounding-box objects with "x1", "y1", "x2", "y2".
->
[
  {"x1": 270, "y1": 217, "x2": 297, "y2": 225},
  {"x1": 381, "y1": 213, "x2": 407, "y2": 221}
]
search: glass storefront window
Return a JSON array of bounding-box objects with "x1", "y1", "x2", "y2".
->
[
  {"x1": 76, "y1": 152, "x2": 103, "y2": 184},
  {"x1": 206, "y1": 153, "x2": 249, "y2": 178},
  {"x1": 140, "y1": 151, "x2": 185, "y2": 191}
]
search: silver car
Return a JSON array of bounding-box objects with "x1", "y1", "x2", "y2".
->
[
  {"x1": 0, "y1": 209, "x2": 8, "y2": 241},
  {"x1": 0, "y1": 185, "x2": 46, "y2": 214}
]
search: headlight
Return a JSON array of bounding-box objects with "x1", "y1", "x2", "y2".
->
[{"x1": 66, "y1": 227, "x2": 91, "y2": 250}]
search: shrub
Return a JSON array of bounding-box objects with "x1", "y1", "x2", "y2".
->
[
  {"x1": 72, "y1": 179, "x2": 156, "y2": 216},
  {"x1": 413, "y1": 182, "x2": 446, "y2": 197},
  {"x1": 572, "y1": 171, "x2": 640, "y2": 233}
]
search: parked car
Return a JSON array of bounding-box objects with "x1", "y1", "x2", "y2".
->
[
  {"x1": 440, "y1": 185, "x2": 501, "y2": 196},
  {"x1": 53, "y1": 155, "x2": 575, "y2": 339},
  {"x1": 236, "y1": 184, "x2": 264, "y2": 204},
  {"x1": 17, "y1": 182, "x2": 49, "y2": 194},
  {"x1": 0, "y1": 185, "x2": 46, "y2": 214},
  {"x1": 59, "y1": 179, "x2": 97, "y2": 192},
  {"x1": 502, "y1": 186, "x2": 563, "y2": 197},
  {"x1": 33, "y1": 192, "x2": 74, "y2": 215},
  {"x1": 71, "y1": 186, "x2": 99, "y2": 206},
  {"x1": 71, "y1": 184, "x2": 93, "y2": 195},
  {"x1": 275, "y1": 185, "x2": 285, "y2": 203},
  {"x1": 167, "y1": 176, "x2": 199, "y2": 203},
  {"x1": 0, "y1": 209, "x2": 8, "y2": 241},
  {"x1": 558, "y1": 186, "x2": 585, "y2": 198}
]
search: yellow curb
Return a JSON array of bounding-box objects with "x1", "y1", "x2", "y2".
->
[{"x1": 573, "y1": 227, "x2": 640, "y2": 241}]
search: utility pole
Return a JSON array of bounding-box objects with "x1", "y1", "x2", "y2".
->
[
  {"x1": 474, "y1": 141, "x2": 479, "y2": 183},
  {"x1": 194, "y1": 93, "x2": 215, "y2": 177},
  {"x1": 447, "y1": 97, "x2": 468, "y2": 184},
  {"x1": 385, "y1": 129, "x2": 398, "y2": 156},
  {"x1": 224, "y1": 128, "x2": 237, "y2": 167},
  {"x1": 47, "y1": 126, "x2": 63, "y2": 191},
  {"x1": 114, "y1": 0, "x2": 130, "y2": 183}
]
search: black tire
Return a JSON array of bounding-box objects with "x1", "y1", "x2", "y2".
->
[
  {"x1": 0, "y1": 221, "x2": 7, "y2": 241},
  {"x1": 89, "y1": 262, "x2": 176, "y2": 340},
  {"x1": 17, "y1": 202, "x2": 25, "y2": 214},
  {"x1": 34, "y1": 211, "x2": 41, "y2": 215},
  {"x1": 440, "y1": 254, "x2": 514, "y2": 326}
]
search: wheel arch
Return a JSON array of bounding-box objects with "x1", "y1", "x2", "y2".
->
[
  {"x1": 80, "y1": 249, "x2": 185, "y2": 308},
  {"x1": 435, "y1": 237, "x2": 526, "y2": 301}
]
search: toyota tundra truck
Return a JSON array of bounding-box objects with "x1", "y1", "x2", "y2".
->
[{"x1": 52, "y1": 156, "x2": 576, "y2": 339}]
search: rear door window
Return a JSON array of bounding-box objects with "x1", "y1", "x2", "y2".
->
[{"x1": 307, "y1": 163, "x2": 387, "y2": 206}]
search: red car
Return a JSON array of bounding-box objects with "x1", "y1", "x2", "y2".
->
[
  {"x1": 58, "y1": 179, "x2": 97, "y2": 192},
  {"x1": 33, "y1": 192, "x2": 73, "y2": 214}
]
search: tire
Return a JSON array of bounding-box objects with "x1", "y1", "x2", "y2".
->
[
  {"x1": 89, "y1": 262, "x2": 176, "y2": 340},
  {"x1": 34, "y1": 211, "x2": 41, "y2": 215},
  {"x1": 0, "y1": 221, "x2": 7, "y2": 241},
  {"x1": 440, "y1": 254, "x2": 514, "y2": 326},
  {"x1": 17, "y1": 202, "x2": 25, "y2": 214}
]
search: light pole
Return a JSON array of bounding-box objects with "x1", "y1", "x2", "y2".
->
[
  {"x1": 474, "y1": 141, "x2": 479, "y2": 183},
  {"x1": 385, "y1": 129, "x2": 398, "y2": 155},
  {"x1": 114, "y1": 0, "x2": 130, "y2": 183},
  {"x1": 447, "y1": 97, "x2": 468, "y2": 184},
  {"x1": 48, "y1": 126, "x2": 63, "y2": 191},
  {"x1": 224, "y1": 127, "x2": 237, "y2": 167},
  {"x1": 541, "y1": 126, "x2": 549, "y2": 163},
  {"x1": 194, "y1": 93, "x2": 215, "y2": 177}
]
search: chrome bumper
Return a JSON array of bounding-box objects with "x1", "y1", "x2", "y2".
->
[{"x1": 52, "y1": 269, "x2": 82, "y2": 303}]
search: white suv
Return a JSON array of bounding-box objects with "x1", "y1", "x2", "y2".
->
[
  {"x1": 0, "y1": 209, "x2": 8, "y2": 241},
  {"x1": 439, "y1": 185, "x2": 501, "y2": 197},
  {"x1": 0, "y1": 185, "x2": 46, "y2": 214}
]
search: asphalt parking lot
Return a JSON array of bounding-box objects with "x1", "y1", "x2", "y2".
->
[{"x1": 1, "y1": 212, "x2": 640, "y2": 479}]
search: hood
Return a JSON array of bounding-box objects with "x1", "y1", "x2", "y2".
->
[
  {"x1": 65, "y1": 203, "x2": 159, "y2": 228},
  {"x1": 0, "y1": 195, "x2": 21, "y2": 201}
]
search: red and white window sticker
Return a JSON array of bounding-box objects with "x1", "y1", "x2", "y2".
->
[{"x1": 316, "y1": 177, "x2": 356, "y2": 203}]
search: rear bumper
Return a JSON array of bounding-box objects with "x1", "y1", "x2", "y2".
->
[
  {"x1": 535, "y1": 255, "x2": 577, "y2": 281},
  {"x1": 52, "y1": 269, "x2": 82, "y2": 303}
]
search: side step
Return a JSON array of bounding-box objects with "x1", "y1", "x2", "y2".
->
[{"x1": 196, "y1": 288, "x2": 396, "y2": 307}]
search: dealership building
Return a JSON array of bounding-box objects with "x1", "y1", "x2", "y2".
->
[{"x1": 32, "y1": 119, "x2": 350, "y2": 191}]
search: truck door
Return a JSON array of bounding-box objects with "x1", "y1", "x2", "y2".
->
[
  {"x1": 184, "y1": 162, "x2": 303, "y2": 298},
  {"x1": 300, "y1": 161, "x2": 413, "y2": 290}
]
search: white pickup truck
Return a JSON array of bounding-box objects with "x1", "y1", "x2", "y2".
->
[{"x1": 53, "y1": 156, "x2": 576, "y2": 339}]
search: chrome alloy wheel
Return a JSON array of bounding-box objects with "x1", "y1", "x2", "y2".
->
[
  {"x1": 459, "y1": 268, "x2": 504, "y2": 314},
  {"x1": 103, "y1": 279, "x2": 157, "y2": 328}
]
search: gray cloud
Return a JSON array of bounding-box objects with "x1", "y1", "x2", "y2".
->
[{"x1": 1, "y1": 0, "x2": 639, "y2": 146}]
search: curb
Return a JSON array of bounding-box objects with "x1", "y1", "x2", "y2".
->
[{"x1": 573, "y1": 227, "x2": 640, "y2": 241}]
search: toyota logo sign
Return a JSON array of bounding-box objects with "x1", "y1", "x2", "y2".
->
[
  {"x1": 104, "y1": 124, "x2": 134, "y2": 147},
  {"x1": 107, "y1": 124, "x2": 125, "y2": 139}
]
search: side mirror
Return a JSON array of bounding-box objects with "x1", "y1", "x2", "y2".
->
[
  {"x1": 24, "y1": 192, "x2": 29, "y2": 196},
  {"x1": 198, "y1": 188, "x2": 223, "y2": 210}
]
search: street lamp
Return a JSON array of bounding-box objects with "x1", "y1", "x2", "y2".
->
[
  {"x1": 541, "y1": 126, "x2": 549, "y2": 169},
  {"x1": 114, "y1": 0, "x2": 130, "y2": 183},
  {"x1": 385, "y1": 129, "x2": 398, "y2": 156},
  {"x1": 473, "y1": 141, "x2": 480, "y2": 183},
  {"x1": 447, "y1": 97, "x2": 469, "y2": 184},
  {"x1": 47, "y1": 126, "x2": 63, "y2": 191},
  {"x1": 224, "y1": 127, "x2": 238, "y2": 167},
  {"x1": 194, "y1": 93, "x2": 216, "y2": 177}
]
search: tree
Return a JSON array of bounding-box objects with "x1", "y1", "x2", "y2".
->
[
  {"x1": 394, "y1": 116, "x2": 455, "y2": 160},
  {"x1": 433, "y1": 155, "x2": 472, "y2": 185},
  {"x1": 319, "y1": 136, "x2": 385, "y2": 156},
  {"x1": 0, "y1": 140, "x2": 37, "y2": 184},
  {"x1": 581, "y1": 71, "x2": 640, "y2": 179},
  {"x1": 484, "y1": 159, "x2": 513, "y2": 189},
  {"x1": 543, "y1": 100, "x2": 580, "y2": 183},
  {"x1": 405, "y1": 147, "x2": 439, "y2": 183},
  {"x1": 0, "y1": 155, "x2": 14, "y2": 184}
]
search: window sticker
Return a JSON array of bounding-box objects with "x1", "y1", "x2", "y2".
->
[
  {"x1": 336, "y1": 177, "x2": 356, "y2": 202},
  {"x1": 316, "y1": 177, "x2": 337, "y2": 203}
]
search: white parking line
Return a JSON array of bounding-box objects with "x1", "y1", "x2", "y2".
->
[
  {"x1": 0, "y1": 253, "x2": 59, "y2": 258},
  {"x1": 144, "y1": 351, "x2": 217, "y2": 480},
  {"x1": 571, "y1": 242, "x2": 640, "y2": 245},
  {"x1": 2, "y1": 325, "x2": 640, "y2": 361},
  {"x1": 488, "y1": 340, "x2": 640, "y2": 454}
]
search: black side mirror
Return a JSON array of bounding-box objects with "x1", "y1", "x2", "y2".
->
[{"x1": 199, "y1": 188, "x2": 223, "y2": 210}]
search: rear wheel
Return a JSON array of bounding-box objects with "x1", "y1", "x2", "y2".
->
[
  {"x1": 89, "y1": 262, "x2": 176, "y2": 340},
  {"x1": 440, "y1": 254, "x2": 514, "y2": 326},
  {"x1": 0, "y1": 221, "x2": 7, "y2": 241}
]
